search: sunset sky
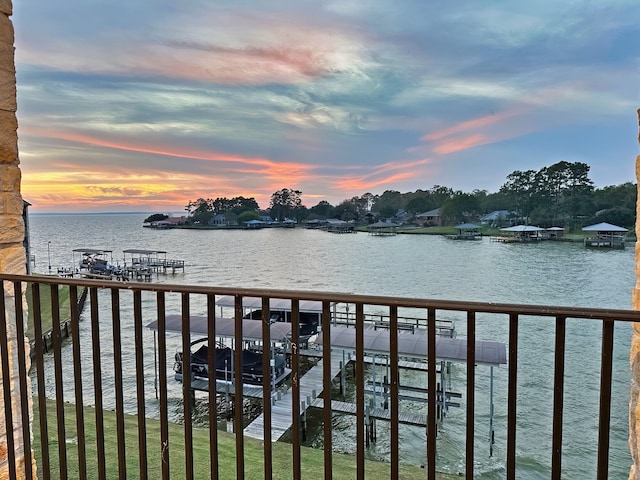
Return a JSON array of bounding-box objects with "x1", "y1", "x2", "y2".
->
[{"x1": 12, "y1": 1, "x2": 640, "y2": 213}]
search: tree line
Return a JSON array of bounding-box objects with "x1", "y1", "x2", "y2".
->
[{"x1": 146, "y1": 161, "x2": 636, "y2": 230}]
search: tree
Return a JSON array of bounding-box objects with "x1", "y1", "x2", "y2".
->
[
  {"x1": 237, "y1": 211, "x2": 262, "y2": 223},
  {"x1": 333, "y1": 199, "x2": 359, "y2": 221},
  {"x1": 440, "y1": 193, "x2": 480, "y2": 224},
  {"x1": 372, "y1": 190, "x2": 403, "y2": 218},
  {"x1": 499, "y1": 170, "x2": 538, "y2": 221},
  {"x1": 270, "y1": 188, "x2": 302, "y2": 221},
  {"x1": 144, "y1": 213, "x2": 168, "y2": 223},
  {"x1": 188, "y1": 198, "x2": 214, "y2": 224},
  {"x1": 308, "y1": 200, "x2": 335, "y2": 219}
]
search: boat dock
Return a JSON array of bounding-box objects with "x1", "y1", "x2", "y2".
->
[{"x1": 244, "y1": 350, "x2": 345, "y2": 441}]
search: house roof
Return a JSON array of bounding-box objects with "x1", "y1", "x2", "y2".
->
[
  {"x1": 416, "y1": 208, "x2": 440, "y2": 217},
  {"x1": 480, "y1": 210, "x2": 512, "y2": 221}
]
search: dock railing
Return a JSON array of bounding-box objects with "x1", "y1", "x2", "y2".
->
[{"x1": 1, "y1": 272, "x2": 639, "y2": 479}]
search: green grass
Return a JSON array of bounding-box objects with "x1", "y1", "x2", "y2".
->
[
  {"x1": 32, "y1": 399, "x2": 456, "y2": 479},
  {"x1": 25, "y1": 283, "x2": 72, "y2": 340}
]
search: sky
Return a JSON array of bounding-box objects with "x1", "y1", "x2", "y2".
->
[{"x1": 12, "y1": 0, "x2": 640, "y2": 214}]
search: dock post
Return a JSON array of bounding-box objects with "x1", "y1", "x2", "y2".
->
[
  {"x1": 372, "y1": 353, "x2": 377, "y2": 406},
  {"x1": 383, "y1": 375, "x2": 389, "y2": 410},
  {"x1": 301, "y1": 400, "x2": 307, "y2": 441},
  {"x1": 489, "y1": 366, "x2": 495, "y2": 457},
  {"x1": 365, "y1": 406, "x2": 370, "y2": 448}
]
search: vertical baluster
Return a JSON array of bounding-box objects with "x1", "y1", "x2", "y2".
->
[
  {"x1": 181, "y1": 292, "x2": 193, "y2": 479},
  {"x1": 355, "y1": 303, "x2": 365, "y2": 479},
  {"x1": 156, "y1": 292, "x2": 171, "y2": 479},
  {"x1": 111, "y1": 288, "x2": 126, "y2": 478},
  {"x1": 69, "y1": 285, "x2": 87, "y2": 480},
  {"x1": 12, "y1": 281, "x2": 33, "y2": 479},
  {"x1": 206, "y1": 293, "x2": 218, "y2": 479},
  {"x1": 89, "y1": 287, "x2": 105, "y2": 480},
  {"x1": 262, "y1": 297, "x2": 273, "y2": 479},
  {"x1": 597, "y1": 319, "x2": 614, "y2": 478},
  {"x1": 466, "y1": 311, "x2": 476, "y2": 478},
  {"x1": 506, "y1": 313, "x2": 518, "y2": 480},
  {"x1": 0, "y1": 281, "x2": 17, "y2": 479},
  {"x1": 322, "y1": 300, "x2": 332, "y2": 480},
  {"x1": 290, "y1": 299, "x2": 301, "y2": 480},
  {"x1": 389, "y1": 305, "x2": 399, "y2": 479},
  {"x1": 551, "y1": 315, "x2": 566, "y2": 479},
  {"x1": 426, "y1": 307, "x2": 437, "y2": 478},
  {"x1": 234, "y1": 294, "x2": 245, "y2": 480}
]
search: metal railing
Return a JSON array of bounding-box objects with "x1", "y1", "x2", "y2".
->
[{"x1": 1, "y1": 272, "x2": 640, "y2": 479}]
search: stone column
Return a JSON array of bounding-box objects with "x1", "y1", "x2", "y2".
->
[
  {"x1": 631, "y1": 108, "x2": 640, "y2": 479},
  {"x1": 0, "y1": 0, "x2": 35, "y2": 478}
]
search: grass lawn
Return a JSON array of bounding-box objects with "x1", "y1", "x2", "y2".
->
[
  {"x1": 32, "y1": 399, "x2": 457, "y2": 479},
  {"x1": 25, "y1": 283, "x2": 72, "y2": 340}
]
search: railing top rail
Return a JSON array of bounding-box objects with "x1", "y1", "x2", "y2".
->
[{"x1": 3, "y1": 273, "x2": 640, "y2": 323}]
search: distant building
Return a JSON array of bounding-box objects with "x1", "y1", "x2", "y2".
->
[
  {"x1": 480, "y1": 210, "x2": 515, "y2": 227},
  {"x1": 415, "y1": 208, "x2": 441, "y2": 227}
]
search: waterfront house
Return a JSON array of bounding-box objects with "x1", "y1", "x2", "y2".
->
[{"x1": 415, "y1": 208, "x2": 441, "y2": 226}]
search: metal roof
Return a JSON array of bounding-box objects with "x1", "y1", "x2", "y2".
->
[
  {"x1": 500, "y1": 225, "x2": 543, "y2": 232},
  {"x1": 453, "y1": 223, "x2": 481, "y2": 230},
  {"x1": 316, "y1": 326, "x2": 507, "y2": 366},
  {"x1": 368, "y1": 221, "x2": 399, "y2": 228},
  {"x1": 582, "y1": 222, "x2": 628, "y2": 232},
  {"x1": 72, "y1": 248, "x2": 113, "y2": 255},
  {"x1": 215, "y1": 295, "x2": 323, "y2": 313},
  {"x1": 146, "y1": 315, "x2": 292, "y2": 341},
  {"x1": 123, "y1": 249, "x2": 167, "y2": 255}
]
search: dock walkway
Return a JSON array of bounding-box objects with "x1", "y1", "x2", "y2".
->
[
  {"x1": 309, "y1": 398, "x2": 428, "y2": 427},
  {"x1": 244, "y1": 350, "x2": 345, "y2": 441}
]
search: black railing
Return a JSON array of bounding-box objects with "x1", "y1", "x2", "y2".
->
[{"x1": 1, "y1": 272, "x2": 639, "y2": 479}]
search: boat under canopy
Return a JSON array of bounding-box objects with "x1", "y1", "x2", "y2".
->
[{"x1": 173, "y1": 338, "x2": 289, "y2": 387}]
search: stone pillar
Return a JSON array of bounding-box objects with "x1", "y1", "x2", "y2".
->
[
  {"x1": 0, "y1": 0, "x2": 35, "y2": 478},
  {"x1": 631, "y1": 108, "x2": 640, "y2": 479}
]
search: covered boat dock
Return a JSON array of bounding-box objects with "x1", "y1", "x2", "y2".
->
[
  {"x1": 582, "y1": 222, "x2": 628, "y2": 248},
  {"x1": 447, "y1": 223, "x2": 482, "y2": 240}
]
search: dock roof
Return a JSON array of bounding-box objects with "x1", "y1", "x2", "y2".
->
[
  {"x1": 72, "y1": 248, "x2": 113, "y2": 255},
  {"x1": 123, "y1": 249, "x2": 167, "y2": 255},
  {"x1": 317, "y1": 326, "x2": 507, "y2": 366},
  {"x1": 582, "y1": 222, "x2": 628, "y2": 232},
  {"x1": 500, "y1": 225, "x2": 543, "y2": 232},
  {"x1": 215, "y1": 295, "x2": 322, "y2": 313},
  {"x1": 146, "y1": 314, "x2": 292, "y2": 341}
]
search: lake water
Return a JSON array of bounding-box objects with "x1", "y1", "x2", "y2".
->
[{"x1": 27, "y1": 213, "x2": 636, "y2": 479}]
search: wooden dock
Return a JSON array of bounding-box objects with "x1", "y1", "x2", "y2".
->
[
  {"x1": 309, "y1": 398, "x2": 428, "y2": 427},
  {"x1": 244, "y1": 350, "x2": 345, "y2": 441}
]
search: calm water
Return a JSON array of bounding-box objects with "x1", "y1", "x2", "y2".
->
[{"x1": 27, "y1": 213, "x2": 636, "y2": 479}]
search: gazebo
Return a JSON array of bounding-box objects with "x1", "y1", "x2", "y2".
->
[{"x1": 582, "y1": 222, "x2": 628, "y2": 248}]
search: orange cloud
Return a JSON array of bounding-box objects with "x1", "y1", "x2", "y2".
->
[
  {"x1": 22, "y1": 126, "x2": 316, "y2": 183},
  {"x1": 332, "y1": 158, "x2": 430, "y2": 191},
  {"x1": 422, "y1": 111, "x2": 517, "y2": 142},
  {"x1": 430, "y1": 133, "x2": 490, "y2": 155},
  {"x1": 418, "y1": 107, "x2": 537, "y2": 156}
]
